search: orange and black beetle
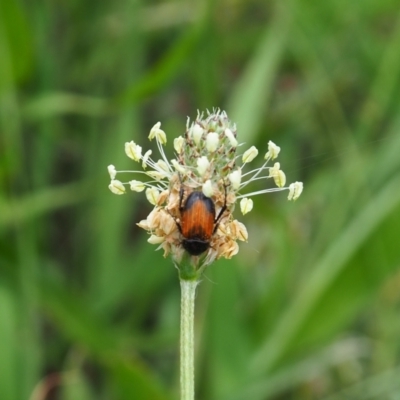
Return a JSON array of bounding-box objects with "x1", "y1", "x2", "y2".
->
[{"x1": 177, "y1": 188, "x2": 227, "y2": 256}]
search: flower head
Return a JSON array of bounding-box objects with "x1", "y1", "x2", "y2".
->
[{"x1": 107, "y1": 110, "x2": 303, "y2": 268}]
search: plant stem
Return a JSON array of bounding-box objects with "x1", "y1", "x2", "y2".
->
[{"x1": 180, "y1": 279, "x2": 198, "y2": 400}]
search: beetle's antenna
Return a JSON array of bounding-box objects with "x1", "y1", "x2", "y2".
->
[
  {"x1": 213, "y1": 181, "x2": 228, "y2": 233},
  {"x1": 177, "y1": 173, "x2": 185, "y2": 211}
]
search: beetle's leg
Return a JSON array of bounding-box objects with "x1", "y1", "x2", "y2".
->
[
  {"x1": 174, "y1": 173, "x2": 184, "y2": 234},
  {"x1": 166, "y1": 206, "x2": 183, "y2": 234},
  {"x1": 176, "y1": 220, "x2": 183, "y2": 234}
]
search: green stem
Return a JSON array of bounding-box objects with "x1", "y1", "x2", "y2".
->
[{"x1": 180, "y1": 279, "x2": 198, "y2": 400}]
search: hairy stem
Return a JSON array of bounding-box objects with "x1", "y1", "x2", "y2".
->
[{"x1": 180, "y1": 279, "x2": 198, "y2": 400}]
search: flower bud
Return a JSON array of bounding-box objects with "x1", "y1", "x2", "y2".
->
[
  {"x1": 125, "y1": 141, "x2": 142, "y2": 161},
  {"x1": 108, "y1": 180, "x2": 126, "y2": 195},
  {"x1": 202, "y1": 180, "x2": 214, "y2": 197},
  {"x1": 224, "y1": 128, "x2": 238, "y2": 147},
  {"x1": 197, "y1": 156, "x2": 210, "y2": 176},
  {"x1": 191, "y1": 124, "x2": 204, "y2": 145},
  {"x1": 228, "y1": 169, "x2": 241, "y2": 190},
  {"x1": 242, "y1": 146, "x2": 258, "y2": 163},
  {"x1": 206, "y1": 132, "x2": 219, "y2": 152}
]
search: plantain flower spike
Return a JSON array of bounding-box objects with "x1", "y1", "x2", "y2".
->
[{"x1": 107, "y1": 110, "x2": 303, "y2": 268}]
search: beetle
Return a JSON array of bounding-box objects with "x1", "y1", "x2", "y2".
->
[{"x1": 176, "y1": 186, "x2": 227, "y2": 256}]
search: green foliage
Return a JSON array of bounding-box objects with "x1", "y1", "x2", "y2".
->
[{"x1": 1, "y1": 0, "x2": 400, "y2": 399}]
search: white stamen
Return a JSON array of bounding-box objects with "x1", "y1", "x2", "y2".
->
[
  {"x1": 148, "y1": 122, "x2": 167, "y2": 145},
  {"x1": 108, "y1": 179, "x2": 126, "y2": 195},
  {"x1": 107, "y1": 165, "x2": 117, "y2": 179},
  {"x1": 269, "y1": 162, "x2": 286, "y2": 187},
  {"x1": 265, "y1": 141, "x2": 280, "y2": 160},
  {"x1": 174, "y1": 136, "x2": 184, "y2": 154},
  {"x1": 171, "y1": 159, "x2": 187, "y2": 174},
  {"x1": 236, "y1": 187, "x2": 287, "y2": 199},
  {"x1": 125, "y1": 141, "x2": 142, "y2": 162},
  {"x1": 146, "y1": 171, "x2": 168, "y2": 181},
  {"x1": 242, "y1": 146, "x2": 258, "y2": 163},
  {"x1": 129, "y1": 180, "x2": 145, "y2": 192},
  {"x1": 288, "y1": 181, "x2": 303, "y2": 200},
  {"x1": 240, "y1": 198, "x2": 253, "y2": 215},
  {"x1": 274, "y1": 170, "x2": 286, "y2": 188},
  {"x1": 142, "y1": 150, "x2": 152, "y2": 169},
  {"x1": 146, "y1": 187, "x2": 160, "y2": 205},
  {"x1": 156, "y1": 159, "x2": 170, "y2": 173},
  {"x1": 268, "y1": 162, "x2": 280, "y2": 177}
]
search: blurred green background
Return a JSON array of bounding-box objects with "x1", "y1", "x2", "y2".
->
[{"x1": 2, "y1": 0, "x2": 400, "y2": 399}]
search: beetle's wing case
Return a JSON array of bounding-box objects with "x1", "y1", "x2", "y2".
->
[{"x1": 180, "y1": 192, "x2": 215, "y2": 240}]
